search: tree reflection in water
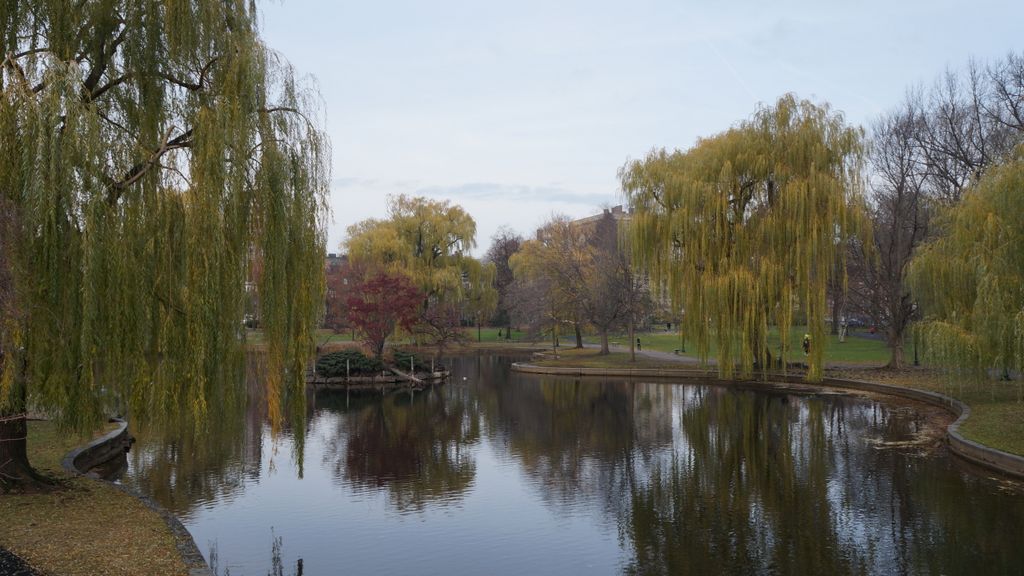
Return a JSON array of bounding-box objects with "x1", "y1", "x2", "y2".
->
[
  {"x1": 471, "y1": 357, "x2": 1024, "y2": 576},
  {"x1": 210, "y1": 530, "x2": 304, "y2": 576},
  {"x1": 325, "y1": 384, "x2": 481, "y2": 512},
  {"x1": 122, "y1": 354, "x2": 308, "y2": 518},
  {"x1": 122, "y1": 354, "x2": 1024, "y2": 575}
]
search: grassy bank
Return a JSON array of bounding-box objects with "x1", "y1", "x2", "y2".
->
[
  {"x1": 599, "y1": 326, "x2": 897, "y2": 366},
  {"x1": 524, "y1": 348, "x2": 1024, "y2": 458},
  {"x1": 0, "y1": 421, "x2": 189, "y2": 576},
  {"x1": 450, "y1": 324, "x2": 896, "y2": 365},
  {"x1": 834, "y1": 368, "x2": 1024, "y2": 458},
  {"x1": 532, "y1": 347, "x2": 700, "y2": 370}
]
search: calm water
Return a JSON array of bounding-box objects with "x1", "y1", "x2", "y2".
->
[{"x1": 121, "y1": 355, "x2": 1024, "y2": 575}]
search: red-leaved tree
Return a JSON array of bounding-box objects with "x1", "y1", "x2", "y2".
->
[{"x1": 347, "y1": 272, "x2": 422, "y2": 359}]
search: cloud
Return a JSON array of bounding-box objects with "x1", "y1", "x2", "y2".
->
[
  {"x1": 332, "y1": 177, "x2": 421, "y2": 190},
  {"x1": 413, "y1": 182, "x2": 612, "y2": 207}
]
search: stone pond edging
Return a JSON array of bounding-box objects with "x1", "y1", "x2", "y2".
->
[
  {"x1": 511, "y1": 362, "x2": 1024, "y2": 480},
  {"x1": 62, "y1": 419, "x2": 213, "y2": 576}
]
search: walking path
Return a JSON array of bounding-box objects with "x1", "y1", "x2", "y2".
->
[
  {"x1": 580, "y1": 342, "x2": 704, "y2": 365},
  {"x1": 0, "y1": 547, "x2": 38, "y2": 576}
]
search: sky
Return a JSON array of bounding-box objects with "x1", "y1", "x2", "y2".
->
[{"x1": 258, "y1": 0, "x2": 1024, "y2": 256}]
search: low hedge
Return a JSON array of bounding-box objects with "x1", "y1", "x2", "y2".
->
[
  {"x1": 316, "y1": 349, "x2": 384, "y2": 377},
  {"x1": 392, "y1": 349, "x2": 433, "y2": 372}
]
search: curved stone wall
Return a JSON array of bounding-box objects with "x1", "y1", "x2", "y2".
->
[
  {"x1": 62, "y1": 419, "x2": 213, "y2": 576},
  {"x1": 511, "y1": 362, "x2": 1024, "y2": 479}
]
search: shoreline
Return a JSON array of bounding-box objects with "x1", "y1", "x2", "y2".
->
[
  {"x1": 511, "y1": 361, "x2": 1024, "y2": 480},
  {"x1": 60, "y1": 420, "x2": 212, "y2": 575}
]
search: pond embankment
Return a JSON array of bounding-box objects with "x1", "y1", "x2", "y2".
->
[
  {"x1": 512, "y1": 361, "x2": 1024, "y2": 480},
  {"x1": 0, "y1": 420, "x2": 198, "y2": 576}
]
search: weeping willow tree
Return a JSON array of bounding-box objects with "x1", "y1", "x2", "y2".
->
[
  {"x1": 345, "y1": 195, "x2": 495, "y2": 352},
  {"x1": 620, "y1": 95, "x2": 867, "y2": 380},
  {"x1": 0, "y1": 1, "x2": 328, "y2": 491},
  {"x1": 908, "y1": 149, "x2": 1024, "y2": 387}
]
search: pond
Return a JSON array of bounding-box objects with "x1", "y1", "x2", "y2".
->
[{"x1": 119, "y1": 355, "x2": 1024, "y2": 575}]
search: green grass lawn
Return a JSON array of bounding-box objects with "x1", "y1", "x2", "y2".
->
[
  {"x1": 597, "y1": 326, "x2": 898, "y2": 366},
  {"x1": 255, "y1": 324, "x2": 898, "y2": 367},
  {"x1": 459, "y1": 326, "x2": 530, "y2": 343}
]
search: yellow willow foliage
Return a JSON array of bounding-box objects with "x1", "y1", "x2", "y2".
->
[
  {"x1": 345, "y1": 194, "x2": 495, "y2": 311},
  {"x1": 0, "y1": 1, "x2": 329, "y2": 434},
  {"x1": 909, "y1": 149, "x2": 1024, "y2": 376},
  {"x1": 620, "y1": 95, "x2": 868, "y2": 380}
]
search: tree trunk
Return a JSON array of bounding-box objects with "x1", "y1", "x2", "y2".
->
[
  {"x1": 0, "y1": 379, "x2": 53, "y2": 493},
  {"x1": 628, "y1": 318, "x2": 636, "y2": 362},
  {"x1": 0, "y1": 413, "x2": 39, "y2": 491},
  {"x1": 574, "y1": 323, "x2": 583, "y2": 349},
  {"x1": 506, "y1": 323, "x2": 512, "y2": 340},
  {"x1": 599, "y1": 329, "x2": 610, "y2": 355},
  {"x1": 830, "y1": 292, "x2": 841, "y2": 336},
  {"x1": 886, "y1": 326, "x2": 905, "y2": 369},
  {"x1": 477, "y1": 321, "x2": 481, "y2": 343}
]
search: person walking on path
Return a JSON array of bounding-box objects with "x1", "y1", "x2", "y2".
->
[{"x1": 637, "y1": 338, "x2": 642, "y2": 351}]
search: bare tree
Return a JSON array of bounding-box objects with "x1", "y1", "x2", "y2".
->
[
  {"x1": 582, "y1": 211, "x2": 653, "y2": 357},
  {"x1": 857, "y1": 104, "x2": 931, "y2": 367},
  {"x1": 985, "y1": 53, "x2": 1024, "y2": 133},
  {"x1": 484, "y1": 227, "x2": 523, "y2": 339},
  {"x1": 582, "y1": 213, "x2": 629, "y2": 355},
  {"x1": 851, "y1": 53, "x2": 1024, "y2": 368},
  {"x1": 913, "y1": 60, "x2": 1022, "y2": 203}
]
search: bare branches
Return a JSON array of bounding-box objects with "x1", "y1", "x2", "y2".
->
[
  {"x1": 105, "y1": 128, "x2": 194, "y2": 204},
  {"x1": 86, "y1": 72, "x2": 132, "y2": 101}
]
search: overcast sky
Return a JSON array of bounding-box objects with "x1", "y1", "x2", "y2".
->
[{"x1": 259, "y1": 0, "x2": 1024, "y2": 255}]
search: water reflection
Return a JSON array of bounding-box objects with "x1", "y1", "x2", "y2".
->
[
  {"x1": 122, "y1": 354, "x2": 1024, "y2": 575},
  {"x1": 323, "y1": 386, "x2": 480, "y2": 512}
]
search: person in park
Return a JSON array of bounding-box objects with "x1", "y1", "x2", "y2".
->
[
  {"x1": 803, "y1": 334, "x2": 812, "y2": 356},
  {"x1": 637, "y1": 338, "x2": 642, "y2": 351}
]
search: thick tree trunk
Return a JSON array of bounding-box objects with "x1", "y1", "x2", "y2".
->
[
  {"x1": 599, "y1": 329, "x2": 610, "y2": 355},
  {"x1": 0, "y1": 363, "x2": 54, "y2": 493},
  {"x1": 1, "y1": 413, "x2": 30, "y2": 484},
  {"x1": 574, "y1": 323, "x2": 583, "y2": 349},
  {"x1": 887, "y1": 327, "x2": 905, "y2": 369}
]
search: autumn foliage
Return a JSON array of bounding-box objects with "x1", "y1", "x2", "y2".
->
[{"x1": 347, "y1": 273, "x2": 423, "y2": 359}]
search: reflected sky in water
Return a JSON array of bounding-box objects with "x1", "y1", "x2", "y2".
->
[{"x1": 121, "y1": 355, "x2": 1024, "y2": 576}]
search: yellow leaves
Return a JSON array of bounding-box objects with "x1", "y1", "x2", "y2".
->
[
  {"x1": 910, "y1": 150, "x2": 1024, "y2": 373},
  {"x1": 622, "y1": 95, "x2": 866, "y2": 381},
  {"x1": 1, "y1": 1, "x2": 329, "y2": 437},
  {"x1": 345, "y1": 194, "x2": 493, "y2": 337}
]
